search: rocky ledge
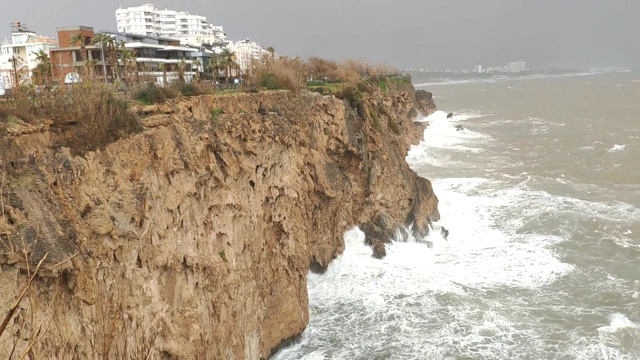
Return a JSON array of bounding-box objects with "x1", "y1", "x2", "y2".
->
[{"x1": 0, "y1": 83, "x2": 437, "y2": 358}]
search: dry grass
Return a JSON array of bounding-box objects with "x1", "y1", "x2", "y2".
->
[
  {"x1": 0, "y1": 82, "x2": 143, "y2": 154},
  {"x1": 250, "y1": 57, "x2": 307, "y2": 91}
]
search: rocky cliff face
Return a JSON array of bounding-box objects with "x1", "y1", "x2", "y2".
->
[{"x1": 0, "y1": 84, "x2": 437, "y2": 359}]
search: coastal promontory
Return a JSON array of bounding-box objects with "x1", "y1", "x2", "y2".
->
[{"x1": 0, "y1": 80, "x2": 438, "y2": 358}]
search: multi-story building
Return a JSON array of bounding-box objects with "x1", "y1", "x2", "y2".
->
[
  {"x1": 50, "y1": 26, "x2": 103, "y2": 84},
  {"x1": 115, "y1": 4, "x2": 225, "y2": 46},
  {"x1": 50, "y1": 25, "x2": 200, "y2": 86},
  {"x1": 227, "y1": 38, "x2": 270, "y2": 73},
  {"x1": 102, "y1": 31, "x2": 197, "y2": 85},
  {"x1": 509, "y1": 61, "x2": 526, "y2": 73},
  {"x1": 0, "y1": 22, "x2": 58, "y2": 90}
]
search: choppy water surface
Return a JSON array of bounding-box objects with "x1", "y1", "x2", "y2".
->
[{"x1": 274, "y1": 71, "x2": 640, "y2": 359}]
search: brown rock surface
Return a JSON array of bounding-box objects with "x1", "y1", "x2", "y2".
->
[{"x1": 0, "y1": 85, "x2": 438, "y2": 359}]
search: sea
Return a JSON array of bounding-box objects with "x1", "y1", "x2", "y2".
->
[{"x1": 274, "y1": 70, "x2": 640, "y2": 359}]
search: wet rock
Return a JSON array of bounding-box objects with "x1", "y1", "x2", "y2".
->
[
  {"x1": 447, "y1": 112, "x2": 454, "y2": 119},
  {"x1": 372, "y1": 242, "x2": 387, "y2": 259},
  {"x1": 455, "y1": 125, "x2": 465, "y2": 131},
  {"x1": 440, "y1": 226, "x2": 449, "y2": 239},
  {"x1": 415, "y1": 90, "x2": 437, "y2": 115}
]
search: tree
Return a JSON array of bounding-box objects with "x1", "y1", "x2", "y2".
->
[
  {"x1": 70, "y1": 33, "x2": 89, "y2": 77},
  {"x1": 220, "y1": 49, "x2": 237, "y2": 84},
  {"x1": 207, "y1": 54, "x2": 222, "y2": 90},
  {"x1": 32, "y1": 50, "x2": 52, "y2": 87},
  {"x1": 266, "y1": 46, "x2": 275, "y2": 62},
  {"x1": 308, "y1": 56, "x2": 338, "y2": 81},
  {"x1": 159, "y1": 63, "x2": 168, "y2": 86},
  {"x1": 119, "y1": 47, "x2": 137, "y2": 97},
  {"x1": 177, "y1": 58, "x2": 186, "y2": 82},
  {"x1": 192, "y1": 58, "x2": 201, "y2": 82},
  {"x1": 92, "y1": 33, "x2": 115, "y2": 83}
]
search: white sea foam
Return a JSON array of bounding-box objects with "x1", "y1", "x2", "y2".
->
[
  {"x1": 598, "y1": 314, "x2": 639, "y2": 333},
  {"x1": 275, "y1": 173, "x2": 575, "y2": 358},
  {"x1": 608, "y1": 144, "x2": 627, "y2": 152},
  {"x1": 277, "y1": 95, "x2": 640, "y2": 359}
]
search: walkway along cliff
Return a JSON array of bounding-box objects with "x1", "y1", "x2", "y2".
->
[{"x1": 0, "y1": 82, "x2": 438, "y2": 358}]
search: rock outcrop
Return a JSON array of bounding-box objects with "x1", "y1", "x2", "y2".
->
[{"x1": 0, "y1": 84, "x2": 438, "y2": 359}]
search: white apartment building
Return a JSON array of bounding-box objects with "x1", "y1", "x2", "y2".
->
[
  {"x1": 115, "y1": 4, "x2": 225, "y2": 46},
  {"x1": 0, "y1": 22, "x2": 58, "y2": 90},
  {"x1": 226, "y1": 39, "x2": 270, "y2": 72},
  {"x1": 509, "y1": 61, "x2": 526, "y2": 73}
]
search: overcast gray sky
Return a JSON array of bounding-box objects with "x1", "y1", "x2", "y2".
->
[{"x1": 2, "y1": 0, "x2": 638, "y2": 70}]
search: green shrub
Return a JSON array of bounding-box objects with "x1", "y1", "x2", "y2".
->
[
  {"x1": 378, "y1": 79, "x2": 389, "y2": 93},
  {"x1": 310, "y1": 87, "x2": 326, "y2": 94},
  {"x1": 334, "y1": 86, "x2": 365, "y2": 117},
  {"x1": 388, "y1": 118, "x2": 401, "y2": 135},
  {"x1": 211, "y1": 108, "x2": 224, "y2": 122},
  {"x1": 134, "y1": 84, "x2": 176, "y2": 105},
  {"x1": 173, "y1": 80, "x2": 202, "y2": 96},
  {"x1": 260, "y1": 73, "x2": 280, "y2": 90},
  {"x1": 369, "y1": 108, "x2": 382, "y2": 132},
  {"x1": 306, "y1": 80, "x2": 326, "y2": 86}
]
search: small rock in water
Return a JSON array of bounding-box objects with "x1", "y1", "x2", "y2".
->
[
  {"x1": 372, "y1": 242, "x2": 386, "y2": 259},
  {"x1": 455, "y1": 125, "x2": 465, "y2": 131},
  {"x1": 447, "y1": 112, "x2": 454, "y2": 119},
  {"x1": 439, "y1": 226, "x2": 449, "y2": 239}
]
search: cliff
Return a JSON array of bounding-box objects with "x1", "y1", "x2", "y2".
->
[{"x1": 0, "y1": 83, "x2": 438, "y2": 359}]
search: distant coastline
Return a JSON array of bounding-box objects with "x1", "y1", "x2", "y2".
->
[{"x1": 409, "y1": 68, "x2": 634, "y2": 87}]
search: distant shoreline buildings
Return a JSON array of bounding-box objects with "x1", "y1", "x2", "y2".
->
[
  {"x1": 0, "y1": 4, "x2": 272, "y2": 92},
  {"x1": 410, "y1": 61, "x2": 529, "y2": 74},
  {"x1": 474, "y1": 61, "x2": 527, "y2": 74}
]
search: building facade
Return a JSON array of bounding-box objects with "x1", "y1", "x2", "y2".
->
[
  {"x1": 103, "y1": 31, "x2": 197, "y2": 85},
  {"x1": 509, "y1": 61, "x2": 526, "y2": 73},
  {"x1": 0, "y1": 22, "x2": 58, "y2": 90},
  {"x1": 50, "y1": 26, "x2": 198, "y2": 86},
  {"x1": 50, "y1": 26, "x2": 102, "y2": 84},
  {"x1": 115, "y1": 4, "x2": 225, "y2": 46},
  {"x1": 226, "y1": 39, "x2": 269, "y2": 73}
]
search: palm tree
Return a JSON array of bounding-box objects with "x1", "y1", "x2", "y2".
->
[
  {"x1": 266, "y1": 46, "x2": 275, "y2": 62},
  {"x1": 220, "y1": 49, "x2": 237, "y2": 84},
  {"x1": 192, "y1": 58, "x2": 201, "y2": 82},
  {"x1": 177, "y1": 58, "x2": 187, "y2": 82},
  {"x1": 92, "y1": 33, "x2": 115, "y2": 83},
  {"x1": 70, "y1": 33, "x2": 89, "y2": 75},
  {"x1": 119, "y1": 47, "x2": 137, "y2": 96},
  {"x1": 32, "y1": 50, "x2": 52, "y2": 87},
  {"x1": 159, "y1": 63, "x2": 168, "y2": 86},
  {"x1": 207, "y1": 54, "x2": 222, "y2": 90}
]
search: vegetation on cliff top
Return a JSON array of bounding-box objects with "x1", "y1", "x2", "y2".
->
[
  {"x1": 0, "y1": 54, "x2": 412, "y2": 155},
  {"x1": 0, "y1": 82, "x2": 142, "y2": 154}
]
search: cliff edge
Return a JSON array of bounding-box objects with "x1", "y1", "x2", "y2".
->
[{"x1": 0, "y1": 83, "x2": 437, "y2": 358}]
